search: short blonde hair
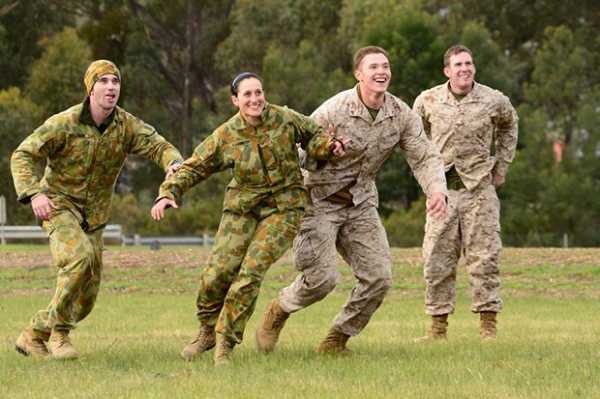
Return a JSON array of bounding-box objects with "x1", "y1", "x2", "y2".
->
[{"x1": 353, "y1": 46, "x2": 390, "y2": 71}]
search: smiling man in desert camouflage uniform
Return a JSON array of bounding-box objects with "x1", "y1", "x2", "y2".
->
[
  {"x1": 412, "y1": 45, "x2": 518, "y2": 341},
  {"x1": 11, "y1": 59, "x2": 183, "y2": 360},
  {"x1": 256, "y1": 46, "x2": 448, "y2": 354}
]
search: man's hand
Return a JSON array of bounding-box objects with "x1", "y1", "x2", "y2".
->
[
  {"x1": 492, "y1": 172, "x2": 505, "y2": 188},
  {"x1": 31, "y1": 193, "x2": 56, "y2": 221},
  {"x1": 166, "y1": 163, "x2": 182, "y2": 179},
  {"x1": 332, "y1": 135, "x2": 351, "y2": 157},
  {"x1": 151, "y1": 198, "x2": 178, "y2": 221},
  {"x1": 426, "y1": 192, "x2": 447, "y2": 219}
]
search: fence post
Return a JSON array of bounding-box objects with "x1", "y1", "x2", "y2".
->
[
  {"x1": 0, "y1": 195, "x2": 6, "y2": 245},
  {"x1": 562, "y1": 233, "x2": 569, "y2": 248}
]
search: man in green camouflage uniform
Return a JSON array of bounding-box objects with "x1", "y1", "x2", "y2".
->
[
  {"x1": 412, "y1": 45, "x2": 518, "y2": 341},
  {"x1": 152, "y1": 72, "x2": 346, "y2": 365},
  {"x1": 255, "y1": 47, "x2": 448, "y2": 355},
  {"x1": 11, "y1": 60, "x2": 183, "y2": 359}
]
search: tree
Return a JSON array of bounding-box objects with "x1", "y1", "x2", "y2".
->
[
  {"x1": 125, "y1": 0, "x2": 235, "y2": 156},
  {"x1": 26, "y1": 27, "x2": 93, "y2": 115},
  {"x1": 502, "y1": 26, "x2": 600, "y2": 246},
  {"x1": 0, "y1": 0, "x2": 73, "y2": 90},
  {"x1": 0, "y1": 87, "x2": 43, "y2": 225}
]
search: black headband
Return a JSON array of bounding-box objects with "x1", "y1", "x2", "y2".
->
[{"x1": 230, "y1": 72, "x2": 261, "y2": 95}]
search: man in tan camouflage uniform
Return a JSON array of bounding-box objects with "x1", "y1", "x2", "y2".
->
[
  {"x1": 152, "y1": 72, "x2": 347, "y2": 366},
  {"x1": 412, "y1": 45, "x2": 518, "y2": 341},
  {"x1": 11, "y1": 60, "x2": 183, "y2": 360},
  {"x1": 256, "y1": 46, "x2": 448, "y2": 354}
]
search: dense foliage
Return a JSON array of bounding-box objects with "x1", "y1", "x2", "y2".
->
[{"x1": 1, "y1": 0, "x2": 598, "y2": 246}]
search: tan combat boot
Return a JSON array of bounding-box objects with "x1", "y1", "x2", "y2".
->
[
  {"x1": 480, "y1": 311, "x2": 497, "y2": 341},
  {"x1": 255, "y1": 299, "x2": 290, "y2": 353},
  {"x1": 213, "y1": 334, "x2": 235, "y2": 367},
  {"x1": 317, "y1": 327, "x2": 351, "y2": 355},
  {"x1": 414, "y1": 314, "x2": 448, "y2": 343},
  {"x1": 181, "y1": 324, "x2": 216, "y2": 361},
  {"x1": 15, "y1": 327, "x2": 51, "y2": 358},
  {"x1": 48, "y1": 329, "x2": 79, "y2": 360}
]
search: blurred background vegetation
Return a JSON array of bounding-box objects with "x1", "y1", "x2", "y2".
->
[{"x1": 1, "y1": 0, "x2": 598, "y2": 246}]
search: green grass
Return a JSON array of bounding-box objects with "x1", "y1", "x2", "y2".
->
[{"x1": 0, "y1": 246, "x2": 599, "y2": 398}]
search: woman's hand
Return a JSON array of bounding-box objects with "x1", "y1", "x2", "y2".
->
[
  {"x1": 151, "y1": 198, "x2": 178, "y2": 221},
  {"x1": 331, "y1": 135, "x2": 351, "y2": 157}
]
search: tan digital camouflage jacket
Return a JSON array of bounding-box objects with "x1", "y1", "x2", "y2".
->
[
  {"x1": 413, "y1": 82, "x2": 518, "y2": 190},
  {"x1": 11, "y1": 102, "x2": 183, "y2": 231},
  {"x1": 158, "y1": 103, "x2": 333, "y2": 213},
  {"x1": 303, "y1": 86, "x2": 447, "y2": 208}
]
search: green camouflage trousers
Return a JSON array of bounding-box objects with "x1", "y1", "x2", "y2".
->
[
  {"x1": 195, "y1": 205, "x2": 303, "y2": 344},
  {"x1": 30, "y1": 210, "x2": 103, "y2": 333}
]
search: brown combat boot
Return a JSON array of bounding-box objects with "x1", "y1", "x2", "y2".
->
[
  {"x1": 213, "y1": 334, "x2": 236, "y2": 367},
  {"x1": 480, "y1": 311, "x2": 497, "y2": 340},
  {"x1": 317, "y1": 327, "x2": 351, "y2": 355},
  {"x1": 48, "y1": 329, "x2": 79, "y2": 360},
  {"x1": 414, "y1": 314, "x2": 449, "y2": 343},
  {"x1": 15, "y1": 327, "x2": 50, "y2": 358},
  {"x1": 181, "y1": 324, "x2": 216, "y2": 361},
  {"x1": 255, "y1": 299, "x2": 290, "y2": 353}
]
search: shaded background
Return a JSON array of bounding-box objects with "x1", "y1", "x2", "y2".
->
[{"x1": 0, "y1": 0, "x2": 598, "y2": 246}]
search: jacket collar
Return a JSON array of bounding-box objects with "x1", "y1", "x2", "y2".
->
[
  {"x1": 230, "y1": 103, "x2": 272, "y2": 130},
  {"x1": 348, "y1": 85, "x2": 395, "y2": 123},
  {"x1": 441, "y1": 81, "x2": 484, "y2": 104}
]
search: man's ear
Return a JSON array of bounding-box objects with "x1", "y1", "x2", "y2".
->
[{"x1": 443, "y1": 66, "x2": 451, "y2": 79}]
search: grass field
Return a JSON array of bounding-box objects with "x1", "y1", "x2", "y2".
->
[{"x1": 0, "y1": 246, "x2": 598, "y2": 399}]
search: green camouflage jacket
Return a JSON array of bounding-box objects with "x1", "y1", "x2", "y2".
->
[
  {"x1": 11, "y1": 102, "x2": 183, "y2": 231},
  {"x1": 158, "y1": 103, "x2": 333, "y2": 213}
]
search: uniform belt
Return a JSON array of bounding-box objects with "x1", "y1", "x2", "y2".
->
[{"x1": 327, "y1": 186, "x2": 354, "y2": 205}]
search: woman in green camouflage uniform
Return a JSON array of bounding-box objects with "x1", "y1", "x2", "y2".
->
[{"x1": 152, "y1": 72, "x2": 348, "y2": 366}]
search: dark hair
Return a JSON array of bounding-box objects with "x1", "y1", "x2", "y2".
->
[
  {"x1": 443, "y1": 44, "x2": 473, "y2": 66},
  {"x1": 230, "y1": 72, "x2": 262, "y2": 95},
  {"x1": 353, "y1": 46, "x2": 390, "y2": 71}
]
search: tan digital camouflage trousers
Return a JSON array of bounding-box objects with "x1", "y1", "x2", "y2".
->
[
  {"x1": 279, "y1": 200, "x2": 393, "y2": 336},
  {"x1": 195, "y1": 206, "x2": 303, "y2": 344},
  {"x1": 30, "y1": 210, "x2": 103, "y2": 333},
  {"x1": 423, "y1": 182, "x2": 502, "y2": 315}
]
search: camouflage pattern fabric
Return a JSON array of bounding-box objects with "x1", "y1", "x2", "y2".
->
[
  {"x1": 11, "y1": 102, "x2": 183, "y2": 231},
  {"x1": 275, "y1": 87, "x2": 446, "y2": 336},
  {"x1": 84, "y1": 60, "x2": 121, "y2": 94},
  {"x1": 196, "y1": 207, "x2": 303, "y2": 343},
  {"x1": 278, "y1": 200, "x2": 392, "y2": 336},
  {"x1": 422, "y1": 182, "x2": 502, "y2": 315},
  {"x1": 413, "y1": 81, "x2": 518, "y2": 315},
  {"x1": 30, "y1": 210, "x2": 103, "y2": 333},
  {"x1": 158, "y1": 103, "x2": 333, "y2": 212},
  {"x1": 413, "y1": 82, "x2": 518, "y2": 188},
  {"x1": 302, "y1": 86, "x2": 447, "y2": 206},
  {"x1": 160, "y1": 103, "x2": 333, "y2": 344}
]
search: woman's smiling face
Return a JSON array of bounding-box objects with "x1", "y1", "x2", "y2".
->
[{"x1": 231, "y1": 77, "x2": 265, "y2": 125}]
